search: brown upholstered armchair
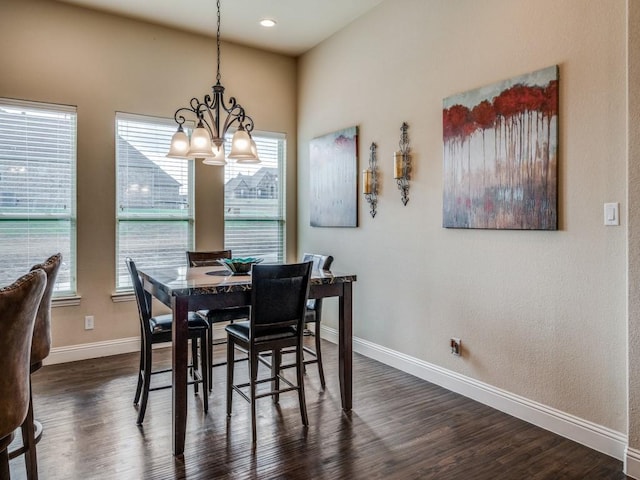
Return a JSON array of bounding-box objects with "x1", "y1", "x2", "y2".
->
[
  {"x1": 13, "y1": 253, "x2": 62, "y2": 480},
  {"x1": 0, "y1": 269, "x2": 46, "y2": 479}
]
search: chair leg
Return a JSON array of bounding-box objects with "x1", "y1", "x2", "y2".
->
[
  {"x1": 250, "y1": 349, "x2": 259, "y2": 443},
  {"x1": 191, "y1": 338, "x2": 199, "y2": 395},
  {"x1": 272, "y1": 349, "x2": 281, "y2": 404},
  {"x1": 296, "y1": 343, "x2": 309, "y2": 427},
  {"x1": 21, "y1": 384, "x2": 38, "y2": 480},
  {"x1": 134, "y1": 335, "x2": 144, "y2": 405},
  {"x1": 226, "y1": 337, "x2": 234, "y2": 417},
  {"x1": 314, "y1": 321, "x2": 326, "y2": 389},
  {"x1": 200, "y1": 332, "x2": 208, "y2": 414},
  {"x1": 136, "y1": 339, "x2": 153, "y2": 425},
  {"x1": 1, "y1": 446, "x2": 10, "y2": 480},
  {"x1": 208, "y1": 324, "x2": 214, "y2": 392}
]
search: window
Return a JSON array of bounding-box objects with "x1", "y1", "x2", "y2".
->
[
  {"x1": 0, "y1": 98, "x2": 77, "y2": 296},
  {"x1": 224, "y1": 132, "x2": 285, "y2": 262},
  {"x1": 115, "y1": 113, "x2": 194, "y2": 291}
]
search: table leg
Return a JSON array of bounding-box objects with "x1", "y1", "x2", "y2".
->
[
  {"x1": 338, "y1": 282, "x2": 353, "y2": 411},
  {"x1": 172, "y1": 297, "x2": 189, "y2": 456}
]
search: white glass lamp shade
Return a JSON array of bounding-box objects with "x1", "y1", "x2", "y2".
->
[
  {"x1": 228, "y1": 128, "x2": 257, "y2": 160},
  {"x1": 236, "y1": 138, "x2": 261, "y2": 164},
  {"x1": 167, "y1": 128, "x2": 190, "y2": 158},
  {"x1": 187, "y1": 125, "x2": 214, "y2": 158},
  {"x1": 203, "y1": 142, "x2": 227, "y2": 166}
]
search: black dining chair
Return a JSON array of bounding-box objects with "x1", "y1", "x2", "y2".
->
[
  {"x1": 273, "y1": 253, "x2": 333, "y2": 388},
  {"x1": 300, "y1": 253, "x2": 333, "y2": 387},
  {"x1": 186, "y1": 250, "x2": 250, "y2": 391},
  {"x1": 0, "y1": 269, "x2": 46, "y2": 480},
  {"x1": 126, "y1": 257, "x2": 209, "y2": 425},
  {"x1": 186, "y1": 250, "x2": 232, "y2": 267},
  {"x1": 225, "y1": 261, "x2": 312, "y2": 442}
]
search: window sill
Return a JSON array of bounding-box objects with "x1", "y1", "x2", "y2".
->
[
  {"x1": 111, "y1": 291, "x2": 135, "y2": 303},
  {"x1": 52, "y1": 296, "x2": 81, "y2": 307}
]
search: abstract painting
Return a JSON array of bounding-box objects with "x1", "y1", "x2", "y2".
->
[
  {"x1": 309, "y1": 126, "x2": 358, "y2": 227},
  {"x1": 442, "y1": 65, "x2": 558, "y2": 230}
]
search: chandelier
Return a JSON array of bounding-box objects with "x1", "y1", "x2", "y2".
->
[{"x1": 167, "y1": 0, "x2": 259, "y2": 165}]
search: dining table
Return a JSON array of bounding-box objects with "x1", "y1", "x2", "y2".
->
[{"x1": 136, "y1": 263, "x2": 357, "y2": 456}]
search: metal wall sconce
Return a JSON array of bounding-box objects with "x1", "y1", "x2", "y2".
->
[
  {"x1": 363, "y1": 142, "x2": 378, "y2": 217},
  {"x1": 393, "y1": 122, "x2": 411, "y2": 205}
]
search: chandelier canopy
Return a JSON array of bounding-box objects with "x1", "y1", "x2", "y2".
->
[{"x1": 167, "y1": 0, "x2": 259, "y2": 165}]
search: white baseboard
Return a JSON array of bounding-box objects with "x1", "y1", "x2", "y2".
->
[
  {"x1": 45, "y1": 337, "x2": 141, "y2": 365},
  {"x1": 320, "y1": 325, "x2": 627, "y2": 462},
  {"x1": 626, "y1": 447, "x2": 640, "y2": 479},
  {"x1": 45, "y1": 337, "x2": 177, "y2": 365}
]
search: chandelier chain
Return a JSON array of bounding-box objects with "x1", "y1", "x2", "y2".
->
[{"x1": 216, "y1": 0, "x2": 221, "y2": 84}]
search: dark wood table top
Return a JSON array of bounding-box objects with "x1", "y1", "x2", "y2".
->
[{"x1": 139, "y1": 264, "x2": 357, "y2": 298}]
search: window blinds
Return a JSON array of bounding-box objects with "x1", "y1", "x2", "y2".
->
[
  {"x1": 0, "y1": 98, "x2": 76, "y2": 295},
  {"x1": 115, "y1": 113, "x2": 194, "y2": 290},
  {"x1": 224, "y1": 132, "x2": 285, "y2": 263}
]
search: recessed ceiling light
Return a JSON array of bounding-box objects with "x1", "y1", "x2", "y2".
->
[{"x1": 259, "y1": 18, "x2": 277, "y2": 28}]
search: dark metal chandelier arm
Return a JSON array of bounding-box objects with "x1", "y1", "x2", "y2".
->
[
  {"x1": 239, "y1": 112, "x2": 254, "y2": 134},
  {"x1": 172, "y1": 95, "x2": 207, "y2": 124},
  {"x1": 190, "y1": 97, "x2": 203, "y2": 111},
  {"x1": 200, "y1": 109, "x2": 218, "y2": 140},
  {"x1": 173, "y1": 112, "x2": 187, "y2": 129},
  {"x1": 172, "y1": 96, "x2": 254, "y2": 139},
  {"x1": 172, "y1": 106, "x2": 198, "y2": 128},
  {"x1": 220, "y1": 101, "x2": 254, "y2": 136},
  {"x1": 172, "y1": 102, "x2": 205, "y2": 124}
]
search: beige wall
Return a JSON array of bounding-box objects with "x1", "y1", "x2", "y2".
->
[
  {"x1": 298, "y1": 0, "x2": 628, "y2": 433},
  {"x1": 0, "y1": 0, "x2": 297, "y2": 347}
]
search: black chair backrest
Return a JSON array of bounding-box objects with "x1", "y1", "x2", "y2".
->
[
  {"x1": 250, "y1": 262, "x2": 312, "y2": 339},
  {"x1": 302, "y1": 253, "x2": 333, "y2": 273},
  {"x1": 302, "y1": 253, "x2": 333, "y2": 310},
  {"x1": 186, "y1": 250, "x2": 232, "y2": 267},
  {"x1": 125, "y1": 258, "x2": 153, "y2": 339}
]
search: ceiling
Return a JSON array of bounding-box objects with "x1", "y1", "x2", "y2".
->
[{"x1": 55, "y1": 0, "x2": 385, "y2": 56}]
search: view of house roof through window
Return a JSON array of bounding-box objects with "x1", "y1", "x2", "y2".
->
[
  {"x1": 224, "y1": 132, "x2": 285, "y2": 263},
  {"x1": 115, "y1": 113, "x2": 194, "y2": 291}
]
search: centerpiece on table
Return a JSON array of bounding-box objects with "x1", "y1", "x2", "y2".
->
[{"x1": 217, "y1": 257, "x2": 263, "y2": 275}]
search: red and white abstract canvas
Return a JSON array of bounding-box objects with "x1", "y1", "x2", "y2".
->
[{"x1": 443, "y1": 66, "x2": 558, "y2": 230}]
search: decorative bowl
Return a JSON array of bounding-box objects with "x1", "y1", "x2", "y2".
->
[{"x1": 217, "y1": 257, "x2": 263, "y2": 275}]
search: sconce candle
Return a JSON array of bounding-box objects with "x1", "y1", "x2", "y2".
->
[
  {"x1": 363, "y1": 169, "x2": 372, "y2": 194},
  {"x1": 393, "y1": 152, "x2": 403, "y2": 179}
]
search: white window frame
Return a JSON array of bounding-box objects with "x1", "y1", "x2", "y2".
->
[
  {"x1": 115, "y1": 112, "x2": 195, "y2": 291},
  {"x1": 0, "y1": 97, "x2": 77, "y2": 297},
  {"x1": 223, "y1": 130, "x2": 286, "y2": 262}
]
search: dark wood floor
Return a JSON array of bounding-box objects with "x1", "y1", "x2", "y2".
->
[{"x1": 8, "y1": 338, "x2": 629, "y2": 479}]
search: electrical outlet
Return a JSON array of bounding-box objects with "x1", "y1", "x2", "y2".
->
[
  {"x1": 84, "y1": 315, "x2": 94, "y2": 330},
  {"x1": 450, "y1": 338, "x2": 461, "y2": 356}
]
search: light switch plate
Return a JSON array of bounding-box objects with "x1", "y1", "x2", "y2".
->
[{"x1": 604, "y1": 202, "x2": 620, "y2": 226}]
